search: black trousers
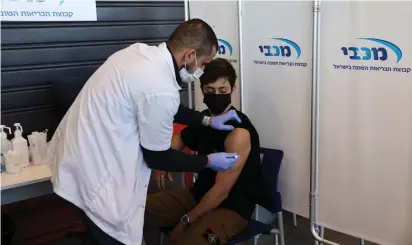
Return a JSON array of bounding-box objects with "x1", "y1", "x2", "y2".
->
[{"x1": 62, "y1": 198, "x2": 125, "y2": 245}]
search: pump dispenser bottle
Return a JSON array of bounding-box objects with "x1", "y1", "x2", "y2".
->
[
  {"x1": 11, "y1": 123, "x2": 30, "y2": 167},
  {"x1": 1, "y1": 125, "x2": 13, "y2": 172}
]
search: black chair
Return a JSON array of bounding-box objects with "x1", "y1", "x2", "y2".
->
[{"x1": 228, "y1": 148, "x2": 285, "y2": 245}]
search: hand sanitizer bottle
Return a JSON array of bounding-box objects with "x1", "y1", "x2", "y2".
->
[
  {"x1": 0, "y1": 125, "x2": 13, "y2": 173},
  {"x1": 11, "y1": 123, "x2": 30, "y2": 167}
]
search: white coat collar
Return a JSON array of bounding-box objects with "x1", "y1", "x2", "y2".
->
[{"x1": 158, "y1": 42, "x2": 182, "y2": 91}]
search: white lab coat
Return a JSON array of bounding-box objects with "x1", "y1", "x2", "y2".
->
[{"x1": 47, "y1": 42, "x2": 181, "y2": 244}]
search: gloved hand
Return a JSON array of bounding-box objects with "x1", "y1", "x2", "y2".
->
[
  {"x1": 211, "y1": 109, "x2": 242, "y2": 131},
  {"x1": 207, "y1": 152, "x2": 239, "y2": 172}
]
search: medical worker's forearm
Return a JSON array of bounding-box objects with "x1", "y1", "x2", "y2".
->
[
  {"x1": 174, "y1": 104, "x2": 204, "y2": 126},
  {"x1": 141, "y1": 146, "x2": 208, "y2": 172}
]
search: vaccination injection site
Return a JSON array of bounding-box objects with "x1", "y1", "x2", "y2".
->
[{"x1": 0, "y1": 1, "x2": 411, "y2": 245}]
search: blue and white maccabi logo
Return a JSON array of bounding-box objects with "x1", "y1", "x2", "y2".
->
[
  {"x1": 217, "y1": 38, "x2": 237, "y2": 64},
  {"x1": 259, "y1": 38, "x2": 301, "y2": 59},
  {"x1": 342, "y1": 38, "x2": 402, "y2": 63},
  {"x1": 217, "y1": 39, "x2": 232, "y2": 56},
  {"x1": 254, "y1": 37, "x2": 307, "y2": 68},
  {"x1": 334, "y1": 38, "x2": 411, "y2": 74}
]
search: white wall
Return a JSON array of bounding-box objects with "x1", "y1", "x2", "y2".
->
[
  {"x1": 317, "y1": 2, "x2": 412, "y2": 245},
  {"x1": 242, "y1": 1, "x2": 313, "y2": 218},
  {"x1": 189, "y1": 1, "x2": 241, "y2": 111}
]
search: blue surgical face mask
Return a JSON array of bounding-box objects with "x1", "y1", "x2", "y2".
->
[{"x1": 179, "y1": 52, "x2": 204, "y2": 83}]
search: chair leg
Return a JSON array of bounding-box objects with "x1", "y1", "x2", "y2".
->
[
  {"x1": 159, "y1": 232, "x2": 164, "y2": 245},
  {"x1": 314, "y1": 225, "x2": 324, "y2": 245},
  {"x1": 293, "y1": 213, "x2": 297, "y2": 227},
  {"x1": 274, "y1": 234, "x2": 279, "y2": 245},
  {"x1": 319, "y1": 226, "x2": 324, "y2": 245},
  {"x1": 253, "y1": 235, "x2": 258, "y2": 245},
  {"x1": 253, "y1": 204, "x2": 259, "y2": 245},
  {"x1": 277, "y1": 211, "x2": 285, "y2": 245}
]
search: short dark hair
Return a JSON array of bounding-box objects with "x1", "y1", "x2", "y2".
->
[
  {"x1": 200, "y1": 58, "x2": 237, "y2": 88},
  {"x1": 167, "y1": 18, "x2": 218, "y2": 56}
]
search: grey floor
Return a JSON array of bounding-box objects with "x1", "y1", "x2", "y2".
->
[{"x1": 241, "y1": 211, "x2": 379, "y2": 245}]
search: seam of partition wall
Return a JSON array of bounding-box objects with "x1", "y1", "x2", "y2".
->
[
  {"x1": 238, "y1": 0, "x2": 245, "y2": 114},
  {"x1": 184, "y1": 0, "x2": 193, "y2": 110},
  {"x1": 309, "y1": 1, "x2": 340, "y2": 244}
]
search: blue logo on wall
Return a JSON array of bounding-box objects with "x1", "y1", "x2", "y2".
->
[
  {"x1": 259, "y1": 38, "x2": 302, "y2": 59},
  {"x1": 341, "y1": 38, "x2": 402, "y2": 63},
  {"x1": 217, "y1": 39, "x2": 232, "y2": 56},
  {"x1": 254, "y1": 37, "x2": 307, "y2": 68},
  {"x1": 334, "y1": 38, "x2": 410, "y2": 74}
]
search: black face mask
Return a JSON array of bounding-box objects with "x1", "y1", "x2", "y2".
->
[{"x1": 203, "y1": 93, "x2": 232, "y2": 115}]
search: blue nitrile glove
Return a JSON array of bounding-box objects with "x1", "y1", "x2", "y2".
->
[
  {"x1": 211, "y1": 109, "x2": 242, "y2": 131},
  {"x1": 207, "y1": 152, "x2": 239, "y2": 172}
]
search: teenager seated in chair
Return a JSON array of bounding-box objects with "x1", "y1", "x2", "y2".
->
[{"x1": 143, "y1": 58, "x2": 261, "y2": 245}]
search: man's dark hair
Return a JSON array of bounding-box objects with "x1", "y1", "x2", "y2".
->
[
  {"x1": 167, "y1": 18, "x2": 218, "y2": 56},
  {"x1": 200, "y1": 58, "x2": 237, "y2": 88}
]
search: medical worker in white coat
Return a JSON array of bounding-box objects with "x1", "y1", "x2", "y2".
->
[{"x1": 48, "y1": 19, "x2": 242, "y2": 245}]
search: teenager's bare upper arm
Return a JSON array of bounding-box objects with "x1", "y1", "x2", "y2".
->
[{"x1": 215, "y1": 128, "x2": 251, "y2": 192}]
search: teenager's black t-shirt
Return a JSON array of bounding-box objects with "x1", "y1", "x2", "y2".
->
[{"x1": 180, "y1": 107, "x2": 261, "y2": 219}]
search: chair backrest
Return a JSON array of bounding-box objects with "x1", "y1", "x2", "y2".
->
[
  {"x1": 173, "y1": 123, "x2": 187, "y2": 136},
  {"x1": 260, "y1": 148, "x2": 284, "y2": 193},
  {"x1": 255, "y1": 147, "x2": 284, "y2": 213}
]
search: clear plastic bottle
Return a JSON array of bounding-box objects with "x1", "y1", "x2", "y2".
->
[
  {"x1": 0, "y1": 125, "x2": 13, "y2": 173},
  {"x1": 11, "y1": 123, "x2": 30, "y2": 167}
]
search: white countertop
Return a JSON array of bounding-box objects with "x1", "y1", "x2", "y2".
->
[{"x1": 1, "y1": 164, "x2": 52, "y2": 191}]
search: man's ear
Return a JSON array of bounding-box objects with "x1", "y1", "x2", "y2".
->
[{"x1": 183, "y1": 49, "x2": 196, "y2": 63}]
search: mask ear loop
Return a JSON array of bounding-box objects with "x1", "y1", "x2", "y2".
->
[
  {"x1": 184, "y1": 52, "x2": 190, "y2": 70},
  {"x1": 194, "y1": 52, "x2": 198, "y2": 68},
  {"x1": 183, "y1": 51, "x2": 196, "y2": 70}
]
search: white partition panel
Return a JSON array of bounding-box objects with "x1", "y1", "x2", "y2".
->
[
  {"x1": 189, "y1": 1, "x2": 241, "y2": 111},
  {"x1": 318, "y1": 2, "x2": 412, "y2": 245},
  {"x1": 242, "y1": 1, "x2": 313, "y2": 218}
]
